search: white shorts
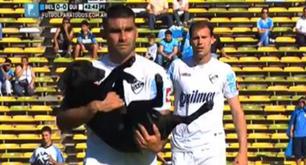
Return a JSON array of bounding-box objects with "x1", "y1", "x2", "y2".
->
[{"x1": 172, "y1": 132, "x2": 226, "y2": 165}]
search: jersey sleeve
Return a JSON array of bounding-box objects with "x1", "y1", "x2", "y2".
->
[
  {"x1": 29, "y1": 149, "x2": 36, "y2": 164},
  {"x1": 55, "y1": 147, "x2": 65, "y2": 163},
  {"x1": 223, "y1": 66, "x2": 239, "y2": 99}
]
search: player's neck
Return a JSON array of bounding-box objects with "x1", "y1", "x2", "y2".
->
[
  {"x1": 109, "y1": 52, "x2": 135, "y2": 64},
  {"x1": 193, "y1": 54, "x2": 211, "y2": 65}
]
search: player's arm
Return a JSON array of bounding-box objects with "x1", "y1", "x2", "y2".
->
[
  {"x1": 56, "y1": 92, "x2": 124, "y2": 131},
  {"x1": 228, "y1": 96, "x2": 248, "y2": 164}
]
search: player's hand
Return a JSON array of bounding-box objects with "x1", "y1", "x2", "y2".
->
[
  {"x1": 135, "y1": 124, "x2": 163, "y2": 153},
  {"x1": 87, "y1": 92, "x2": 124, "y2": 114},
  {"x1": 48, "y1": 155, "x2": 56, "y2": 165},
  {"x1": 233, "y1": 151, "x2": 248, "y2": 165}
]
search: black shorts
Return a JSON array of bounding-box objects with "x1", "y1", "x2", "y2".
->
[{"x1": 293, "y1": 137, "x2": 306, "y2": 159}]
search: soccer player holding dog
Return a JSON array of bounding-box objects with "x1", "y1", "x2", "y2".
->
[
  {"x1": 168, "y1": 21, "x2": 248, "y2": 165},
  {"x1": 56, "y1": 5, "x2": 172, "y2": 165}
]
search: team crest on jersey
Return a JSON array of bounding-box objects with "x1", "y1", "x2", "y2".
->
[
  {"x1": 209, "y1": 74, "x2": 219, "y2": 84},
  {"x1": 131, "y1": 80, "x2": 144, "y2": 94}
]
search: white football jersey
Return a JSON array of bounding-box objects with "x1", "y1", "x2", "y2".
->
[
  {"x1": 168, "y1": 57, "x2": 238, "y2": 151},
  {"x1": 85, "y1": 54, "x2": 172, "y2": 165},
  {"x1": 29, "y1": 144, "x2": 64, "y2": 165}
]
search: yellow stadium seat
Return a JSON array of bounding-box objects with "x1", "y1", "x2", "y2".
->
[
  {"x1": 232, "y1": 27, "x2": 251, "y2": 33},
  {"x1": 208, "y1": 8, "x2": 227, "y2": 13},
  {"x1": 223, "y1": 47, "x2": 237, "y2": 53},
  {"x1": 280, "y1": 56, "x2": 301, "y2": 63},
  {"x1": 2, "y1": 162, "x2": 24, "y2": 165},
  {"x1": 235, "y1": 37, "x2": 257, "y2": 42},
  {"x1": 76, "y1": 143, "x2": 87, "y2": 149},
  {"x1": 34, "y1": 115, "x2": 56, "y2": 121},
  {"x1": 4, "y1": 47, "x2": 23, "y2": 53},
  {"x1": 213, "y1": 27, "x2": 231, "y2": 34},
  {"x1": 18, "y1": 134, "x2": 40, "y2": 140},
  {"x1": 3, "y1": 28, "x2": 19, "y2": 33},
  {"x1": 272, "y1": 17, "x2": 292, "y2": 23},
  {"x1": 1, "y1": 37, "x2": 21, "y2": 42},
  {"x1": 271, "y1": 133, "x2": 288, "y2": 140},
  {"x1": 73, "y1": 134, "x2": 87, "y2": 140},
  {"x1": 288, "y1": 85, "x2": 306, "y2": 92},
  {"x1": 226, "y1": 133, "x2": 237, "y2": 139},
  {"x1": 20, "y1": 143, "x2": 39, "y2": 149},
  {"x1": 56, "y1": 67, "x2": 66, "y2": 74},
  {"x1": 10, "y1": 105, "x2": 30, "y2": 111},
  {"x1": 269, "y1": 7, "x2": 287, "y2": 13},
  {"x1": 239, "y1": 56, "x2": 259, "y2": 62},
  {"x1": 267, "y1": 85, "x2": 288, "y2": 91},
  {"x1": 247, "y1": 7, "x2": 262, "y2": 13},
  {"x1": 242, "y1": 66, "x2": 262, "y2": 72},
  {"x1": 29, "y1": 57, "x2": 49, "y2": 63},
  {"x1": 251, "y1": 143, "x2": 273, "y2": 149},
  {"x1": 249, "y1": 95, "x2": 270, "y2": 102},
  {"x1": 248, "y1": 133, "x2": 270, "y2": 139},
  {"x1": 1, "y1": 152, "x2": 23, "y2": 159},
  {"x1": 267, "y1": 114, "x2": 288, "y2": 121},
  {"x1": 284, "y1": 66, "x2": 305, "y2": 72},
  {"x1": 30, "y1": 105, "x2": 52, "y2": 112},
  {"x1": 288, "y1": 7, "x2": 304, "y2": 12},
  {"x1": 258, "y1": 46, "x2": 278, "y2": 52},
  {"x1": 264, "y1": 105, "x2": 286, "y2": 112},
  {"x1": 275, "y1": 36, "x2": 295, "y2": 43},
  {"x1": 0, "y1": 134, "x2": 17, "y2": 140},
  {"x1": 262, "y1": 66, "x2": 283, "y2": 72},
  {"x1": 0, "y1": 106, "x2": 9, "y2": 112},
  {"x1": 76, "y1": 152, "x2": 85, "y2": 159},
  {"x1": 24, "y1": 47, "x2": 45, "y2": 53},
  {"x1": 210, "y1": 17, "x2": 230, "y2": 23},
  {"x1": 231, "y1": 17, "x2": 250, "y2": 23},
  {"x1": 12, "y1": 115, "x2": 34, "y2": 122},
  {"x1": 0, "y1": 8, "x2": 14, "y2": 14},
  {"x1": 0, "y1": 143, "x2": 20, "y2": 150},
  {"x1": 259, "y1": 56, "x2": 279, "y2": 62},
  {"x1": 14, "y1": 124, "x2": 37, "y2": 131},
  {"x1": 247, "y1": 124, "x2": 268, "y2": 130},
  {"x1": 16, "y1": 18, "x2": 38, "y2": 24}
]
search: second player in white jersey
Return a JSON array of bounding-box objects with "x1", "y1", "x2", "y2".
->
[
  {"x1": 168, "y1": 56, "x2": 238, "y2": 151},
  {"x1": 168, "y1": 20, "x2": 247, "y2": 165}
]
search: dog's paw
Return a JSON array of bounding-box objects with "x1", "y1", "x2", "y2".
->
[{"x1": 204, "y1": 100, "x2": 214, "y2": 110}]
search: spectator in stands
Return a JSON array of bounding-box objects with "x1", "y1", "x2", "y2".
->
[
  {"x1": 257, "y1": 7, "x2": 274, "y2": 47},
  {"x1": 288, "y1": 97, "x2": 306, "y2": 165},
  {"x1": 211, "y1": 36, "x2": 230, "y2": 59},
  {"x1": 14, "y1": 57, "x2": 35, "y2": 96},
  {"x1": 158, "y1": 30, "x2": 178, "y2": 68},
  {"x1": 53, "y1": 17, "x2": 74, "y2": 57},
  {"x1": 74, "y1": 20, "x2": 98, "y2": 59},
  {"x1": 295, "y1": 7, "x2": 306, "y2": 47},
  {"x1": 173, "y1": 0, "x2": 189, "y2": 27},
  {"x1": 146, "y1": 0, "x2": 173, "y2": 29},
  {"x1": 0, "y1": 58, "x2": 14, "y2": 96},
  {"x1": 30, "y1": 126, "x2": 64, "y2": 165},
  {"x1": 145, "y1": 34, "x2": 158, "y2": 61}
]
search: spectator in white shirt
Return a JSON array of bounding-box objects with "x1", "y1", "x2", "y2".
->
[
  {"x1": 296, "y1": 7, "x2": 306, "y2": 47},
  {"x1": 173, "y1": 0, "x2": 189, "y2": 26}
]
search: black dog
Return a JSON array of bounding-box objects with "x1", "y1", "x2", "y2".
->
[{"x1": 59, "y1": 56, "x2": 214, "y2": 152}]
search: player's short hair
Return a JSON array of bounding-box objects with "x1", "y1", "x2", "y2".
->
[
  {"x1": 147, "y1": 33, "x2": 156, "y2": 39},
  {"x1": 81, "y1": 20, "x2": 89, "y2": 26},
  {"x1": 261, "y1": 7, "x2": 269, "y2": 13},
  {"x1": 165, "y1": 30, "x2": 172, "y2": 35},
  {"x1": 103, "y1": 5, "x2": 135, "y2": 28},
  {"x1": 189, "y1": 20, "x2": 214, "y2": 37},
  {"x1": 41, "y1": 126, "x2": 52, "y2": 134}
]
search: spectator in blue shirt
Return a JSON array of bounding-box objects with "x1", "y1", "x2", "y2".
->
[
  {"x1": 0, "y1": 58, "x2": 14, "y2": 96},
  {"x1": 288, "y1": 97, "x2": 306, "y2": 165},
  {"x1": 74, "y1": 20, "x2": 98, "y2": 59},
  {"x1": 158, "y1": 30, "x2": 178, "y2": 68},
  {"x1": 257, "y1": 7, "x2": 274, "y2": 46}
]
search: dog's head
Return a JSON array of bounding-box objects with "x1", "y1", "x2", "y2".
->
[{"x1": 58, "y1": 60, "x2": 105, "y2": 106}]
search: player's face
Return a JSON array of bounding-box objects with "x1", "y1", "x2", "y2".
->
[
  {"x1": 190, "y1": 27, "x2": 215, "y2": 59},
  {"x1": 42, "y1": 131, "x2": 52, "y2": 146},
  {"x1": 22, "y1": 58, "x2": 28, "y2": 66},
  {"x1": 261, "y1": 10, "x2": 268, "y2": 19},
  {"x1": 81, "y1": 25, "x2": 89, "y2": 33},
  {"x1": 299, "y1": 100, "x2": 305, "y2": 107},
  {"x1": 105, "y1": 17, "x2": 138, "y2": 59},
  {"x1": 165, "y1": 34, "x2": 172, "y2": 42}
]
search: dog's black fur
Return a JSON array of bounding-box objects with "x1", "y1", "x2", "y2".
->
[{"x1": 59, "y1": 56, "x2": 214, "y2": 152}]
